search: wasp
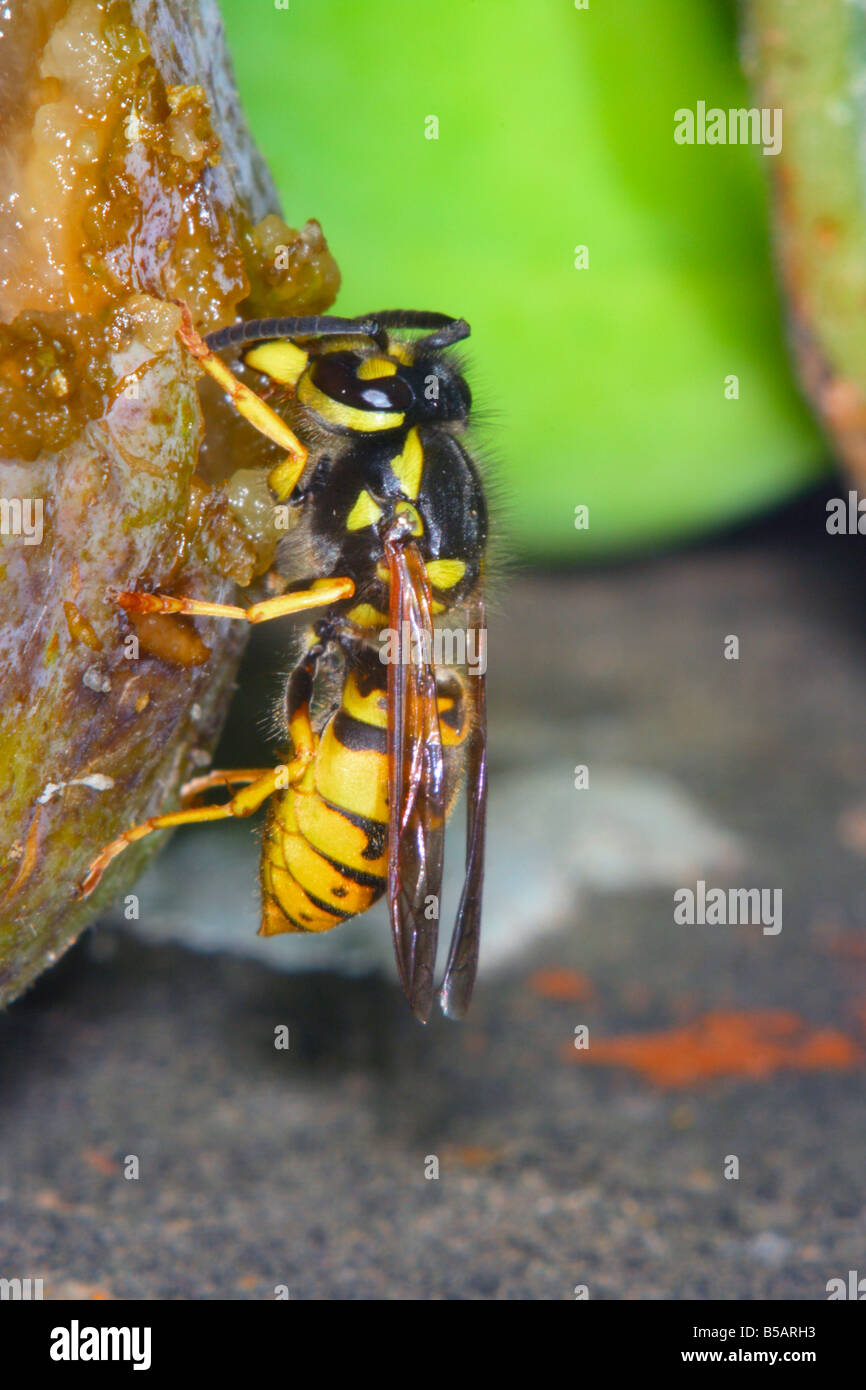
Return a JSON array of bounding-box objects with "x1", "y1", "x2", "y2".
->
[{"x1": 80, "y1": 303, "x2": 488, "y2": 1021}]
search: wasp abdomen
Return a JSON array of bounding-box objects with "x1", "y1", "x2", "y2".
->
[
  {"x1": 260, "y1": 658, "x2": 471, "y2": 936},
  {"x1": 260, "y1": 667, "x2": 390, "y2": 934}
]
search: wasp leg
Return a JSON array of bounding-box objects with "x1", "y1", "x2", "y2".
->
[
  {"x1": 113, "y1": 575, "x2": 355, "y2": 626},
  {"x1": 175, "y1": 301, "x2": 307, "y2": 501},
  {"x1": 179, "y1": 768, "x2": 272, "y2": 807},
  {"x1": 257, "y1": 636, "x2": 331, "y2": 938},
  {"x1": 78, "y1": 768, "x2": 285, "y2": 899}
]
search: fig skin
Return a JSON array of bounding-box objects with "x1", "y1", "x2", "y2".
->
[{"x1": 0, "y1": 0, "x2": 340, "y2": 1004}]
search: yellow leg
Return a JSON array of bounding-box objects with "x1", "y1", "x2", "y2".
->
[
  {"x1": 179, "y1": 768, "x2": 271, "y2": 806},
  {"x1": 175, "y1": 301, "x2": 307, "y2": 501},
  {"x1": 79, "y1": 768, "x2": 284, "y2": 899},
  {"x1": 113, "y1": 575, "x2": 355, "y2": 625}
]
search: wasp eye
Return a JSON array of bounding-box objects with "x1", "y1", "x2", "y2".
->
[{"x1": 312, "y1": 351, "x2": 413, "y2": 412}]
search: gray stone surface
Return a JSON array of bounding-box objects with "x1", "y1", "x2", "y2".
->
[{"x1": 2, "y1": 498, "x2": 865, "y2": 1300}]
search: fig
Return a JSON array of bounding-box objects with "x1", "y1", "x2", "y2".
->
[
  {"x1": 0, "y1": 0, "x2": 340, "y2": 1004},
  {"x1": 745, "y1": 1, "x2": 866, "y2": 486}
]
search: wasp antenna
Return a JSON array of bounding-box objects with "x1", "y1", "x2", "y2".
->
[
  {"x1": 361, "y1": 309, "x2": 455, "y2": 330},
  {"x1": 417, "y1": 319, "x2": 471, "y2": 349},
  {"x1": 203, "y1": 310, "x2": 470, "y2": 353},
  {"x1": 358, "y1": 310, "x2": 471, "y2": 347},
  {"x1": 204, "y1": 316, "x2": 381, "y2": 352}
]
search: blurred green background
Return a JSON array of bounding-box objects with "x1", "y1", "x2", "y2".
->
[{"x1": 218, "y1": 0, "x2": 826, "y2": 558}]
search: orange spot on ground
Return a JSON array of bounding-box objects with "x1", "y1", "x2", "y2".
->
[
  {"x1": 529, "y1": 967, "x2": 594, "y2": 1002},
  {"x1": 561, "y1": 1010, "x2": 861, "y2": 1088},
  {"x1": 81, "y1": 1148, "x2": 117, "y2": 1177},
  {"x1": 35, "y1": 1189, "x2": 70, "y2": 1213},
  {"x1": 828, "y1": 933, "x2": 866, "y2": 961},
  {"x1": 450, "y1": 1145, "x2": 500, "y2": 1168},
  {"x1": 44, "y1": 1279, "x2": 114, "y2": 1300}
]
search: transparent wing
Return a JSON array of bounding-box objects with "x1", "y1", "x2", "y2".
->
[
  {"x1": 440, "y1": 601, "x2": 487, "y2": 1019},
  {"x1": 385, "y1": 538, "x2": 446, "y2": 1022}
]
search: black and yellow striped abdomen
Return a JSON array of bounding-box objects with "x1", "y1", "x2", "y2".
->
[
  {"x1": 259, "y1": 655, "x2": 470, "y2": 936},
  {"x1": 260, "y1": 660, "x2": 389, "y2": 934}
]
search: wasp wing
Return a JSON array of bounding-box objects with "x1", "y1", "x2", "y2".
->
[
  {"x1": 385, "y1": 538, "x2": 446, "y2": 1022},
  {"x1": 440, "y1": 602, "x2": 487, "y2": 1019}
]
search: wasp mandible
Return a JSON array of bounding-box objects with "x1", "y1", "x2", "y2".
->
[{"x1": 81, "y1": 303, "x2": 488, "y2": 1021}]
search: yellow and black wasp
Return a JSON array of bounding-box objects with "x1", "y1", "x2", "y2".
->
[{"x1": 80, "y1": 303, "x2": 488, "y2": 1021}]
